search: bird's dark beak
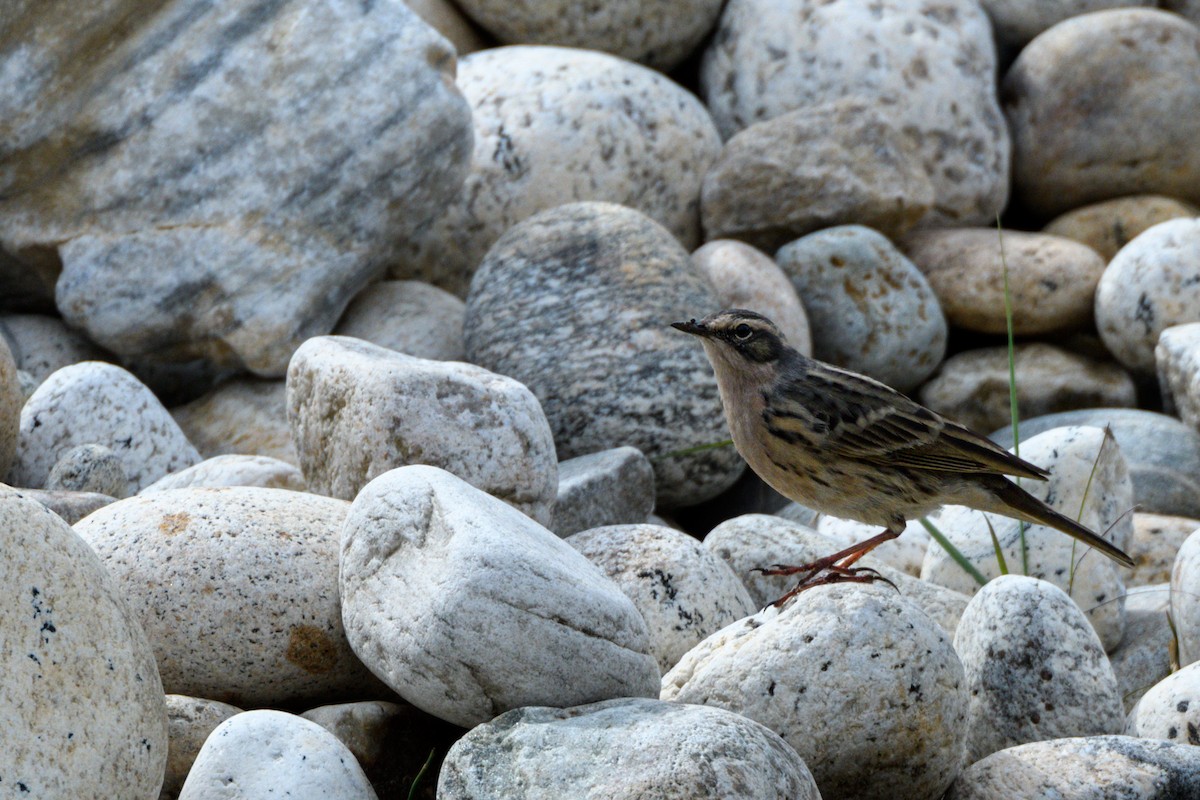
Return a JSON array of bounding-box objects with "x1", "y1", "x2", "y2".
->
[{"x1": 671, "y1": 319, "x2": 708, "y2": 337}]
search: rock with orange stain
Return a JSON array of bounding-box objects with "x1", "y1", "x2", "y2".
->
[
  {"x1": 73, "y1": 486, "x2": 390, "y2": 707},
  {"x1": 775, "y1": 225, "x2": 947, "y2": 392}
]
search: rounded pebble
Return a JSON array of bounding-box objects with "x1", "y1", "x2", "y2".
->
[
  {"x1": 775, "y1": 225, "x2": 947, "y2": 392},
  {"x1": 334, "y1": 280, "x2": 465, "y2": 361},
  {"x1": 0, "y1": 312, "x2": 108, "y2": 382},
  {"x1": 1125, "y1": 660, "x2": 1200, "y2": 743},
  {"x1": 170, "y1": 377, "x2": 296, "y2": 464},
  {"x1": 1109, "y1": 584, "x2": 1174, "y2": 713},
  {"x1": 980, "y1": 0, "x2": 1156, "y2": 49},
  {"x1": 1156, "y1": 321, "x2": 1200, "y2": 430},
  {"x1": 139, "y1": 453, "x2": 305, "y2": 494},
  {"x1": 163, "y1": 695, "x2": 243, "y2": 799},
  {"x1": 1172, "y1": 529, "x2": 1200, "y2": 667},
  {"x1": 1043, "y1": 194, "x2": 1200, "y2": 262},
  {"x1": 300, "y1": 701, "x2": 404, "y2": 773},
  {"x1": 1128, "y1": 513, "x2": 1199, "y2": 588},
  {"x1": 45, "y1": 443, "x2": 128, "y2": 497},
  {"x1": 465, "y1": 202, "x2": 744, "y2": 508}
]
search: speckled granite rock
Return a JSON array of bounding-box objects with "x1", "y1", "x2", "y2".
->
[
  {"x1": 1110, "y1": 585, "x2": 1174, "y2": 713},
  {"x1": 140, "y1": 454, "x2": 305, "y2": 494},
  {"x1": 663, "y1": 584, "x2": 968, "y2": 800},
  {"x1": 0, "y1": 486, "x2": 167, "y2": 798},
  {"x1": 923, "y1": 426, "x2": 1132, "y2": 651},
  {"x1": 178, "y1": 710, "x2": 377, "y2": 800},
  {"x1": 567, "y1": 524, "x2": 757, "y2": 673},
  {"x1": 980, "y1": 0, "x2": 1156, "y2": 48},
  {"x1": 946, "y1": 735, "x2": 1200, "y2": 799},
  {"x1": 700, "y1": 101, "x2": 933, "y2": 250},
  {"x1": 163, "y1": 695, "x2": 243, "y2": 800},
  {"x1": 953, "y1": 576, "x2": 1124, "y2": 764},
  {"x1": 171, "y1": 377, "x2": 296, "y2": 465},
  {"x1": 1125, "y1": 660, "x2": 1200, "y2": 743},
  {"x1": 992, "y1": 409, "x2": 1200, "y2": 519},
  {"x1": 1004, "y1": 9, "x2": 1200, "y2": 217},
  {"x1": 21, "y1": 488, "x2": 116, "y2": 525},
  {"x1": 902, "y1": 229, "x2": 1105, "y2": 335},
  {"x1": 1, "y1": 1, "x2": 471, "y2": 376},
  {"x1": 452, "y1": 0, "x2": 723, "y2": 70},
  {"x1": 918, "y1": 344, "x2": 1136, "y2": 434},
  {"x1": 701, "y1": 0, "x2": 1009, "y2": 226},
  {"x1": 46, "y1": 443, "x2": 128, "y2": 498},
  {"x1": 705, "y1": 513, "x2": 969, "y2": 638},
  {"x1": 333, "y1": 280, "x2": 465, "y2": 361},
  {"x1": 397, "y1": 46, "x2": 721, "y2": 294},
  {"x1": 690, "y1": 240, "x2": 812, "y2": 357},
  {"x1": 1096, "y1": 220, "x2": 1200, "y2": 374},
  {"x1": 0, "y1": 334, "x2": 23, "y2": 480},
  {"x1": 552, "y1": 447, "x2": 655, "y2": 537},
  {"x1": 74, "y1": 487, "x2": 385, "y2": 706},
  {"x1": 1043, "y1": 195, "x2": 1200, "y2": 261},
  {"x1": 1173, "y1": 529, "x2": 1200, "y2": 666},
  {"x1": 465, "y1": 202, "x2": 743, "y2": 508},
  {"x1": 339, "y1": 466, "x2": 659, "y2": 728},
  {"x1": 11, "y1": 361, "x2": 201, "y2": 491},
  {"x1": 0, "y1": 313, "x2": 108, "y2": 382},
  {"x1": 1157, "y1": 323, "x2": 1200, "y2": 430},
  {"x1": 1129, "y1": 514, "x2": 1199, "y2": 588},
  {"x1": 775, "y1": 225, "x2": 947, "y2": 392},
  {"x1": 438, "y1": 698, "x2": 819, "y2": 800},
  {"x1": 288, "y1": 336, "x2": 556, "y2": 525},
  {"x1": 300, "y1": 701, "x2": 403, "y2": 774}
]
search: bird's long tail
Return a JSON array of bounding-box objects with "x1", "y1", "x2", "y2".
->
[{"x1": 987, "y1": 477, "x2": 1135, "y2": 568}]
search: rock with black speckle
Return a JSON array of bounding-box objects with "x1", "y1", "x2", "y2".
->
[
  {"x1": 287, "y1": 335, "x2": 557, "y2": 526},
  {"x1": 437, "y1": 697, "x2": 819, "y2": 800},
  {"x1": 178, "y1": 710, "x2": 378, "y2": 800},
  {"x1": 140, "y1": 454, "x2": 305, "y2": 494},
  {"x1": 952, "y1": 575, "x2": 1124, "y2": 764},
  {"x1": 46, "y1": 443, "x2": 128, "y2": 498},
  {"x1": 0, "y1": 486, "x2": 168, "y2": 798},
  {"x1": 775, "y1": 225, "x2": 947, "y2": 393},
  {"x1": 552, "y1": 447, "x2": 655, "y2": 537},
  {"x1": 1172, "y1": 529, "x2": 1200, "y2": 667},
  {"x1": 163, "y1": 695, "x2": 243, "y2": 800},
  {"x1": 567, "y1": 523, "x2": 757, "y2": 673},
  {"x1": 73, "y1": 487, "x2": 386, "y2": 707},
  {"x1": 945, "y1": 735, "x2": 1200, "y2": 799},
  {"x1": 11, "y1": 361, "x2": 201, "y2": 491},
  {"x1": 465, "y1": 202, "x2": 744, "y2": 508},
  {"x1": 1128, "y1": 513, "x2": 1199, "y2": 588},
  {"x1": 1126, "y1": 660, "x2": 1200, "y2": 744},
  {"x1": 339, "y1": 466, "x2": 659, "y2": 728},
  {"x1": 1043, "y1": 195, "x2": 1199, "y2": 262}
]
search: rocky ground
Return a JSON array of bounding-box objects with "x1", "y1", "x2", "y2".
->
[{"x1": 2, "y1": 1, "x2": 1200, "y2": 798}]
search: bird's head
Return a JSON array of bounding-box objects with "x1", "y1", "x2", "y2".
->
[{"x1": 671, "y1": 309, "x2": 788, "y2": 366}]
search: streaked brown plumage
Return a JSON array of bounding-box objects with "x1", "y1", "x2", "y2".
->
[{"x1": 672, "y1": 309, "x2": 1133, "y2": 599}]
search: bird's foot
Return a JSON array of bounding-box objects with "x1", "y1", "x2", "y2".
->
[{"x1": 764, "y1": 563, "x2": 898, "y2": 607}]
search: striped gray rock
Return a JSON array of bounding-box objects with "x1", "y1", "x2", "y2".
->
[
  {"x1": 465, "y1": 202, "x2": 744, "y2": 508},
  {"x1": 0, "y1": 0, "x2": 471, "y2": 376}
]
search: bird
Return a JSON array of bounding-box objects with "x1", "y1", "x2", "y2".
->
[{"x1": 672, "y1": 308, "x2": 1135, "y2": 604}]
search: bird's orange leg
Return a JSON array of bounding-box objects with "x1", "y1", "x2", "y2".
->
[{"x1": 753, "y1": 528, "x2": 901, "y2": 606}]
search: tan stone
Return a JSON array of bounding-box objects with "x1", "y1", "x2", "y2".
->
[
  {"x1": 1128, "y1": 512, "x2": 1199, "y2": 588},
  {"x1": 1043, "y1": 195, "x2": 1199, "y2": 262},
  {"x1": 172, "y1": 378, "x2": 296, "y2": 465}
]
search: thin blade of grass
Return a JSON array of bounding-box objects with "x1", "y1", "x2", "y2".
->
[
  {"x1": 407, "y1": 747, "x2": 438, "y2": 800},
  {"x1": 984, "y1": 516, "x2": 1009, "y2": 575},
  {"x1": 653, "y1": 439, "x2": 734, "y2": 461},
  {"x1": 997, "y1": 214, "x2": 1029, "y2": 575},
  {"x1": 920, "y1": 517, "x2": 988, "y2": 586},
  {"x1": 1069, "y1": 427, "x2": 1109, "y2": 595}
]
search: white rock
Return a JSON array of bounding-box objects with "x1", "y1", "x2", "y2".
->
[
  {"x1": 922, "y1": 426, "x2": 1133, "y2": 651},
  {"x1": 333, "y1": 280, "x2": 465, "y2": 361},
  {"x1": 396, "y1": 46, "x2": 721, "y2": 294},
  {"x1": 438, "y1": 698, "x2": 820, "y2": 800},
  {"x1": 0, "y1": 312, "x2": 108, "y2": 382},
  {"x1": 171, "y1": 377, "x2": 296, "y2": 464},
  {"x1": 163, "y1": 695, "x2": 243, "y2": 800},
  {"x1": 21, "y1": 487, "x2": 115, "y2": 525},
  {"x1": 953, "y1": 575, "x2": 1124, "y2": 764},
  {"x1": 945, "y1": 735, "x2": 1200, "y2": 799},
  {"x1": 74, "y1": 487, "x2": 385, "y2": 706},
  {"x1": 1126, "y1": 660, "x2": 1200, "y2": 744},
  {"x1": 0, "y1": 486, "x2": 167, "y2": 798},
  {"x1": 11, "y1": 361, "x2": 200, "y2": 491},
  {"x1": 288, "y1": 336, "x2": 557, "y2": 526},
  {"x1": 551, "y1": 447, "x2": 655, "y2": 537},
  {"x1": 139, "y1": 454, "x2": 304, "y2": 494},
  {"x1": 690, "y1": 240, "x2": 813, "y2": 356},
  {"x1": 1110, "y1": 584, "x2": 1176, "y2": 713},
  {"x1": 775, "y1": 225, "x2": 947, "y2": 392},
  {"x1": 45, "y1": 442, "x2": 128, "y2": 498},
  {"x1": 178, "y1": 710, "x2": 377, "y2": 800},
  {"x1": 567, "y1": 524, "x2": 757, "y2": 673},
  {"x1": 701, "y1": 0, "x2": 1009, "y2": 226},
  {"x1": 663, "y1": 584, "x2": 968, "y2": 800},
  {"x1": 339, "y1": 466, "x2": 660, "y2": 728},
  {"x1": 1172, "y1": 528, "x2": 1200, "y2": 666},
  {"x1": 1157, "y1": 322, "x2": 1200, "y2": 431},
  {"x1": 1129, "y1": 513, "x2": 1199, "y2": 588},
  {"x1": 1096, "y1": 219, "x2": 1200, "y2": 375}
]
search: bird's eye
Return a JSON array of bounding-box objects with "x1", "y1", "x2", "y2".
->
[{"x1": 733, "y1": 323, "x2": 753, "y2": 341}]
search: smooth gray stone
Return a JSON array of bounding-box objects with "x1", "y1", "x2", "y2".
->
[
  {"x1": 1109, "y1": 585, "x2": 1175, "y2": 713},
  {"x1": 465, "y1": 202, "x2": 744, "y2": 508},
  {"x1": 552, "y1": 446, "x2": 656, "y2": 537},
  {"x1": 0, "y1": 0, "x2": 471, "y2": 376},
  {"x1": 946, "y1": 735, "x2": 1200, "y2": 800},
  {"x1": 990, "y1": 409, "x2": 1200, "y2": 518}
]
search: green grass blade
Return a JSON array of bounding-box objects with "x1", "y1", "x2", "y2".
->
[
  {"x1": 997, "y1": 214, "x2": 1029, "y2": 575},
  {"x1": 407, "y1": 748, "x2": 438, "y2": 800},
  {"x1": 920, "y1": 517, "x2": 988, "y2": 586},
  {"x1": 984, "y1": 516, "x2": 1009, "y2": 575},
  {"x1": 1069, "y1": 428, "x2": 1109, "y2": 595}
]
